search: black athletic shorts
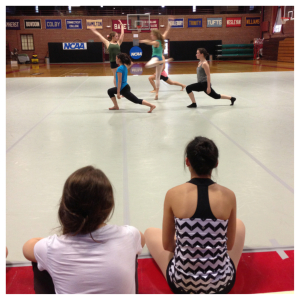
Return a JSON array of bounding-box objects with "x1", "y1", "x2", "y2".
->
[
  {"x1": 160, "y1": 75, "x2": 169, "y2": 81},
  {"x1": 110, "y1": 61, "x2": 118, "y2": 69}
]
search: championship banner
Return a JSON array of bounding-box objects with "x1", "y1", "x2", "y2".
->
[
  {"x1": 169, "y1": 18, "x2": 184, "y2": 28},
  {"x1": 112, "y1": 20, "x2": 130, "y2": 33},
  {"x1": 188, "y1": 19, "x2": 202, "y2": 28},
  {"x1": 112, "y1": 19, "x2": 159, "y2": 33},
  {"x1": 66, "y1": 19, "x2": 83, "y2": 30},
  {"x1": 226, "y1": 17, "x2": 242, "y2": 27},
  {"x1": 207, "y1": 18, "x2": 222, "y2": 28},
  {"x1": 86, "y1": 19, "x2": 103, "y2": 29},
  {"x1": 148, "y1": 19, "x2": 159, "y2": 30},
  {"x1": 24, "y1": 19, "x2": 41, "y2": 29},
  {"x1": 45, "y1": 19, "x2": 62, "y2": 29},
  {"x1": 246, "y1": 17, "x2": 260, "y2": 26},
  {"x1": 6, "y1": 19, "x2": 20, "y2": 30}
]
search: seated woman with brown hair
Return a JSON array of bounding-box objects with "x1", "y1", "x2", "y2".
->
[{"x1": 23, "y1": 166, "x2": 145, "y2": 294}]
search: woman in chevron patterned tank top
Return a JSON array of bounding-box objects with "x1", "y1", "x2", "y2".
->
[{"x1": 145, "y1": 136, "x2": 245, "y2": 294}]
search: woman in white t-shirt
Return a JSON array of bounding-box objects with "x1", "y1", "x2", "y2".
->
[{"x1": 23, "y1": 166, "x2": 145, "y2": 294}]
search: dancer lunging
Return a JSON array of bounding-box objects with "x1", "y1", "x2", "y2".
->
[
  {"x1": 148, "y1": 55, "x2": 186, "y2": 92},
  {"x1": 107, "y1": 53, "x2": 156, "y2": 113},
  {"x1": 89, "y1": 20, "x2": 124, "y2": 87},
  {"x1": 140, "y1": 19, "x2": 174, "y2": 100},
  {"x1": 186, "y1": 48, "x2": 236, "y2": 108}
]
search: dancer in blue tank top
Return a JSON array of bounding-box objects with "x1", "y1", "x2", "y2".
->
[{"x1": 107, "y1": 53, "x2": 156, "y2": 113}]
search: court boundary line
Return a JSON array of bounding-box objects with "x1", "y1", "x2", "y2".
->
[
  {"x1": 6, "y1": 77, "x2": 89, "y2": 153},
  {"x1": 5, "y1": 246, "x2": 294, "y2": 266},
  {"x1": 122, "y1": 103, "x2": 130, "y2": 225},
  {"x1": 197, "y1": 111, "x2": 294, "y2": 194}
]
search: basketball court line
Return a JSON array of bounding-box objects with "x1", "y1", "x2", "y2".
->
[
  {"x1": 6, "y1": 77, "x2": 89, "y2": 153},
  {"x1": 196, "y1": 110, "x2": 294, "y2": 194}
]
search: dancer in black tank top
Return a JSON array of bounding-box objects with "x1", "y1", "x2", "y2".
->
[{"x1": 144, "y1": 136, "x2": 245, "y2": 294}]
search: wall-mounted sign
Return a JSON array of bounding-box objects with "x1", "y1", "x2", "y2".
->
[
  {"x1": 169, "y1": 18, "x2": 184, "y2": 28},
  {"x1": 112, "y1": 19, "x2": 159, "y2": 33},
  {"x1": 207, "y1": 18, "x2": 222, "y2": 28},
  {"x1": 129, "y1": 46, "x2": 142, "y2": 59},
  {"x1": 188, "y1": 19, "x2": 202, "y2": 28},
  {"x1": 226, "y1": 17, "x2": 242, "y2": 27},
  {"x1": 24, "y1": 19, "x2": 41, "y2": 29},
  {"x1": 6, "y1": 19, "x2": 20, "y2": 30},
  {"x1": 63, "y1": 43, "x2": 87, "y2": 50},
  {"x1": 86, "y1": 19, "x2": 103, "y2": 29},
  {"x1": 112, "y1": 20, "x2": 130, "y2": 33},
  {"x1": 45, "y1": 19, "x2": 62, "y2": 29},
  {"x1": 66, "y1": 19, "x2": 83, "y2": 30},
  {"x1": 246, "y1": 17, "x2": 260, "y2": 26}
]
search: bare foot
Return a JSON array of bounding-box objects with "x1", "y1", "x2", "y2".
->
[
  {"x1": 150, "y1": 90, "x2": 156, "y2": 93},
  {"x1": 109, "y1": 106, "x2": 119, "y2": 110},
  {"x1": 181, "y1": 85, "x2": 186, "y2": 91},
  {"x1": 148, "y1": 105, "x2": 156, "y2": 113},
  {"x1": 154, "y1": 95, "x2": 158, "y2": 100}
]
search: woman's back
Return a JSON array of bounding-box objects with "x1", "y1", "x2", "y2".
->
[
  {"x1": 169, "y1": 179, "x2": 235, "y2": 221},
  {"x1": 167, "y1": 178, "x2": 236, "y2": 294},
  {"x1": 34, "y1": 224, "x2": 142, "y2": 294}
]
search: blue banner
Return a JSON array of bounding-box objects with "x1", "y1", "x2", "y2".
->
[
  {"x1": 188, "y1": 19, "x2": 202, "y2": 28},
  {"x1": 46, "y1": 19, "x2": 62, "y2": 29},
  {"x1": 66, "y1": 19, "x2": 82, "y2": 30},
  {"x1": 169, "y1": 18, "x2": 184, "y2": 28},
  {"x1": 246, "y1": 17, "x2": 260, "y2": 26},
  {"x1": 207, "y1": 18, "x2": 222, "y2": 28},
  {"x1": 6, "y1": 19, "x2": 20, "y2": 30}
]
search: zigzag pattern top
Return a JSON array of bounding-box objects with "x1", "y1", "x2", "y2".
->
[{"x1": 168, "y1": 217, "x2": 235, "y2": 294}]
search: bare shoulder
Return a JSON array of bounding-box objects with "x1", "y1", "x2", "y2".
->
[
  {"x1": 202, "y1": 61, "x2": 210, "y2": 69},
  {"x1": 165, "y1": 183, "x2": 190, "y2": 201},
  {"x1": 211, "y1": 183, "x2": 236, "y2": 202}
]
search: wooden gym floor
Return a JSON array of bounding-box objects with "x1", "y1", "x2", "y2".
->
[{"x1": 6, "y1": 59, "x2": 294, "y2": 78}]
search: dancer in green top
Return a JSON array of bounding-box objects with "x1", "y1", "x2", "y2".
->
[
  {"x1": 89, "y1": 20, "x2": 124, "y2": 86},
  {"x1": 140, "y1": 18, "x2": 174, "y2": 100}
]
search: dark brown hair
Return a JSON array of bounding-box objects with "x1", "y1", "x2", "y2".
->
[
  {"x1": 117, "y1": 53, "x2": 132, "y2": 66},
  {"x1": 197, "y1": 48, "x2": 209, "y2": 59},
  {"x1": 184, "y1": 136, "x2": 219, "y2": 175},
  {"x1": 58, "y1": 166, "x2": 114, "y2": 239}
]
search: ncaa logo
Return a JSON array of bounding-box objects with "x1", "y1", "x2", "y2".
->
[
  {"x1": 130, "y1": 46, "x2": 142, "y2": 59},
  {"x1": 130, "y1": 64, "x2": 143, "y2": 75}
]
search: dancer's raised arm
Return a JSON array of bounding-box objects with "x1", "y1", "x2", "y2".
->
[
  {"x1": 117, "y1": 20, "x2": 124, "y2": 46},
  {"x1": 89, "y1": 25, "x2": 109, "y2": 49},
  {"x1": 162, "y1": 18, "x2": 174, "y2": 39}
]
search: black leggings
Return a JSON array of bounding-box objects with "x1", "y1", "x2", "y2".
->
[
  {"x1": 107, "y1": 84, "x2": 143, "y2": 105},
  {"x1": 186, "y1": 82, "x2": 221, "y2": 99}
]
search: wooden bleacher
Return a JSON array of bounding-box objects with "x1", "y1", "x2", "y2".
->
[{"x1": 277, "y1": 38, "x2": 294, "y2": 63}]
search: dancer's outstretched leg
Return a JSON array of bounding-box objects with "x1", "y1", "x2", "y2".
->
[{"x1": 166, "y1": 78, "x2": 186, "y2": 91}]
